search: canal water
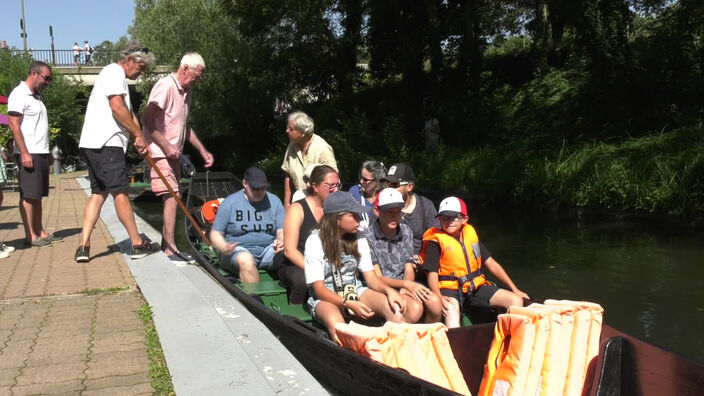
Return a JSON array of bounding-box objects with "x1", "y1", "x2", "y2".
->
[{"x1": 133, "y1": 197, "x2": 704, "y2": 364}]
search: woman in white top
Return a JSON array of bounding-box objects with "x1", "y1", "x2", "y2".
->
[{"x1": 304, "y1": 191, "x2": 408, "y2": 342}]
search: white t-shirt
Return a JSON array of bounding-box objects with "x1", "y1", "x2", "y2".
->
[
  {"x1": 79, "y1": 63, "x2": 131, "y2": 151},
  {"x1": 304, "y1": 232, "x2": 374, "y2": 287},
  {"x1": 7, "y1": 81, "x2": 50, "y2": 154}
]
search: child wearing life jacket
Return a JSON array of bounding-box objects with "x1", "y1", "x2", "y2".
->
[
  {"x1": 304, "y1": 191, "x2": 407, "y2": 341},
  {"x1": 420, "y1": 197, "x2": 528, "y2": 324}
]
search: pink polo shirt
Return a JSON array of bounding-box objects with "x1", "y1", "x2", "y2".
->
[{"x1": 144, "y1": 74, "x2": 191, "y2": 158}]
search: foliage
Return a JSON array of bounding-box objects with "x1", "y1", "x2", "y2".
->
[
  {"x1": 409, "y1": 124, "x2": 704, "y2": 216},
  {"x1": 92, "y1": 37, "x2": 129, "y2": 65},
  {"x1": 128, "y1": 0, "x2": 704, "y2": 216}
]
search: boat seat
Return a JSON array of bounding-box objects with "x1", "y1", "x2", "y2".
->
[
  {"x1": 241, "y1": 280, "x2": 287, "y2": 296},
  {"x1": 269, "y1": 302, "x2": 311, "y2": 322}
]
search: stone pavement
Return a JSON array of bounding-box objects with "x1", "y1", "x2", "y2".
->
[
  {"x1": 0, "y1": 174, "x2": 326, "y2": 396},
  {"x1": 0, "y1": 173, "x2": 155, "y2": 395}
]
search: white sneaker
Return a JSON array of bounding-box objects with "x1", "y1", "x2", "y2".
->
[
  {"x1": 0, "y1": 251, "x2": 9, "y2": 258},
  {"x1": 1, "y1": 244, "x2": 15, "y2": 253}
]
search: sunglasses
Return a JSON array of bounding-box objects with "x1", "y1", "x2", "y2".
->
[
  {"x1": 387, "y1": 182, "x2": 409, "y2": 188},
  {"x1": 321, "y1": 182, "x2": 341, "y2": 191},
  {"x1": 37, "y1": 73, "x2": 52, "y2": 82},
  {"x1": 439, "y1": 214, "x2": 464, "y2": 223}
]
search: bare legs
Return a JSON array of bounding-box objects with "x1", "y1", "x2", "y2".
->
[
  {"x1": 315, "y1": 289, "x2": 411, "y2": 341},
  {"x1": 20, "y1": 197, "x2": 48, "y2": 242},
  {"x1": 235, "y1": 251, "x2": 260, "y2": 283},
  {"x1": 79, "y1": 190, "x2": 145, "y2": 248},
  {"x1": 161, "y1": 195, "x2": 179, "y2": 255}
]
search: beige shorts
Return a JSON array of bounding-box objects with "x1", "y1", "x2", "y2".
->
[{"x1": 150, "y1": 158, "x2": 181, "y2": 196}]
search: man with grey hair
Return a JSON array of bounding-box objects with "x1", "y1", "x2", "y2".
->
[
  {"x1": 75, "y1": 41, "x2": 159, "y2": 262},
  {"x1": 142, "y1": 52, "x2": 213, "y2": 263},
  {"x1": 281, "y1": 111, "x2": 337, "y2": 209}
]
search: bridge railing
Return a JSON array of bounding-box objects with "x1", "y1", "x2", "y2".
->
[{"x1": 7, "y1": 49, "x2": 166, "y2": 67}]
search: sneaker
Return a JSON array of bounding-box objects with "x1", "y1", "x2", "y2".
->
[
  {"x1": 0, "y1": 251, "x2": 8, "y2": 259},
  {"x1": 167, "y1": 251, "x2": 196, "y2": 265},
  {"x1": 0, "y1": 244, "x2": 15, "y2": 253},
  {"x1": 31, "y1": 237, "x2": 52, "y2": 247},
  {"x1": 131, "y1": 238, "x2": 160, "y2": 259},
  {"x1": 75, "y1": 246, "x2": 90, "y2": 263}
]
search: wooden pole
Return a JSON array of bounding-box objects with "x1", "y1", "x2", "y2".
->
[{"x1": 143, "y1": 153, "x2": 212, "y2": 246}]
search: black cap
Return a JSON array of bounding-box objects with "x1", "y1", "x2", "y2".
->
[
  {"x1": 243, "y1": 167, "x2": 270, "y2": 189},
  {"x1": 382, "y1": 163, "x2": 416, "y2": 183}
]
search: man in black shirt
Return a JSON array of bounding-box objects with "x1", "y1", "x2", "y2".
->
[{"x1": 382, "y1": 163, "x2": 439, "y2": 258}]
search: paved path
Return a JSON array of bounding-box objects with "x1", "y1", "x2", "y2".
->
[{"x1": 0, "y1": 173, "x2": 325, "y2": 395}]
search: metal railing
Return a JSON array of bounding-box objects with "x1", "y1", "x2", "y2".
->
[{"x1": 7, "y1": 49, "x2": 152, "y2": 67}]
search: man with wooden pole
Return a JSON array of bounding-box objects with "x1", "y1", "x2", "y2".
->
[
  {"x1": 141, "y1": 52, "x2": 213, "y2": 264},
  {"x1": 74, "y1": 41, "x2": 160, "y2": 263}
]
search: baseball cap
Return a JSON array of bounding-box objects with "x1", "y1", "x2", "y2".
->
[
  {"x1": 437, "y1": 197, "x2": 468, "y2": 217},
  {"x1": 374, "y1": 188, "x2": 405, "y2": 210},
  {"x1": 324, "y1": 191, "x2": 370, "y2": 215},
  {"x1": 243, "y1": 167, "x2": 270, "y2": 189},
  {"x1": 382, "y1": 163, "x2": 416, "y2": 184}
]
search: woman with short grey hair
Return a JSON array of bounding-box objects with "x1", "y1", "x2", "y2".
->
[
  {"x1": 281, "y1": 111, "x2": 338, "y2": 209},
  {"x1": 349, "y1": 160, "x2": 387, "y2": 230}
]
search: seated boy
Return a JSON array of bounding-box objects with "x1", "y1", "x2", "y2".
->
[
  {"x1": 420, "y1": 197, "x2": 528, "y2": 325},
  {"x1": 364, "y1": 188, "x2": 443, "y2": 323}
]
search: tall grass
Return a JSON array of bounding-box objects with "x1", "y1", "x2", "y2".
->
[{"x1": 412, "y1": 125, "x2": 704, "y2": 216}]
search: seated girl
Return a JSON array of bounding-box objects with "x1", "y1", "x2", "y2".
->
[{"x1": 305, "y1": 191, "x2": 408, "y2": 341}]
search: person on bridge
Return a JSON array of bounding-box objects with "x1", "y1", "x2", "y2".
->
[
  {"x1": 73, "y1": 42, "x2": 82, "y2": 66},
  {"x1": 7, "y1": 61, "x2": 62, "y2": 248},
  {"x1": 74, "y1": 41, "x2": 159, "y2": 262},
  {"x1": 83, "y1": 41, "x2": 93, "y2": 65},
  {"x1": 141, "y1": 52, "x2": 213, "y2": 264}
]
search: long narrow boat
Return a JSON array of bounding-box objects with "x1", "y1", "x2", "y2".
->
[{"x1": 184, "y1": 171, "x2": 704, "y2": 396}]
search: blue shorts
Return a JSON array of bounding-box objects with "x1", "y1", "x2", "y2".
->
[{"x1": 221, "y1": 244, "x2": 277, "y2": 274}]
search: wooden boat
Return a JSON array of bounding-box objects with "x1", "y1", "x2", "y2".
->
[{"x1": 184, "y1": 171, "x2": 704, "y2": 396}]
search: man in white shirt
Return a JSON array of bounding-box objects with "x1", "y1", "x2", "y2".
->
[
  {"x1": 7, "y1": 61, "x2": 61, "y2": 247},
  {"x1": 74, "y1": 41, "x2": 159, "y2": 262}
]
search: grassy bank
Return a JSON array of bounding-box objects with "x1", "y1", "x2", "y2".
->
[{"x1": 411, "y1": 125, "x2": 704, "y2": 217}]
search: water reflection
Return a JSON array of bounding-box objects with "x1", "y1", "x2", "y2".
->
[{"x1": 471, "y1": 206, "x2": 704, "y2": 363}]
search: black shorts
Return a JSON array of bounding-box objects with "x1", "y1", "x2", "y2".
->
[
  {"x1": 16, "y1": 154, "x2": 49, "y2": 200},
  {"x1": 81, "y1": 147, "x2": 129, "y2": 194},
  {"x1": 441, "y1": 283, "x2": 500, "y2": 311}
]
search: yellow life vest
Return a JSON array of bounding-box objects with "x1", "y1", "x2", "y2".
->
[{"x1": 420, "y1": 224, "x2": 486, "y2": 293}]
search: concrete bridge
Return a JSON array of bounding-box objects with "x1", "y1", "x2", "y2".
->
[
  {"x1": 7, "y1": 49, "x2": 171, "y2": 86},
  {"x1": 54, "y1": 65, "x2": 171, "y2": 86}
]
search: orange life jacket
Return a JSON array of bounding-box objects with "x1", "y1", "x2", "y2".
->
[
  {"x1": 478, "y1": 313, "x2": 536, "y2": 396},
  {"x1": 420, "y1": 224, "x2": 486, "y2": 293},
  {"x1": 199, "y1": 198, "x2": 223, "y2": 224}
]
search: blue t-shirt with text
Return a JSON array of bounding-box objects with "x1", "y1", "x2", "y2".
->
[{"x1": 212, "y1": 190, "x2": 285, "y2": 257}]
